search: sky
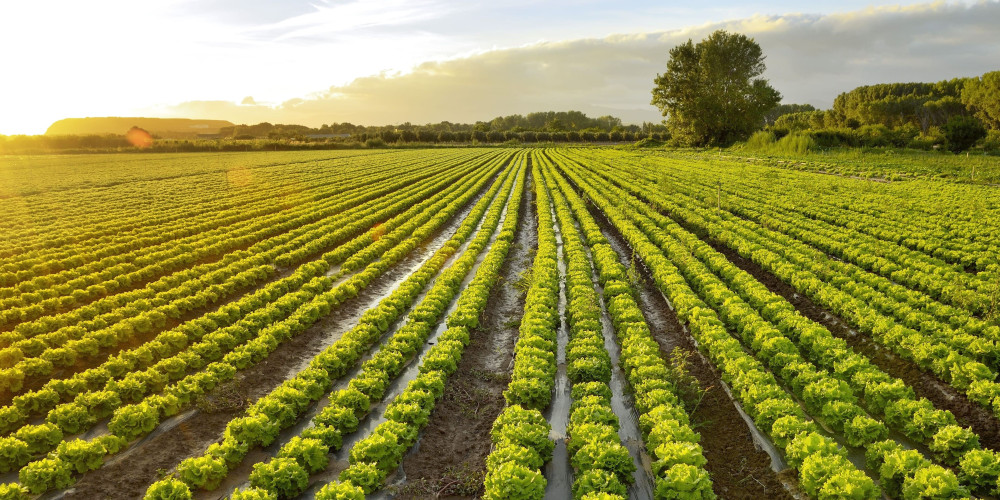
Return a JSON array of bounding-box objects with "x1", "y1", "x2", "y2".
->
[{"x1": 0, "y1": 0, "x2": 997, "y2": 134}]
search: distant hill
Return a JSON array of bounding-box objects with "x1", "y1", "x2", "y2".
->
[{"x1": 45, "y1": 117, "x2": 234, "y2": 138}]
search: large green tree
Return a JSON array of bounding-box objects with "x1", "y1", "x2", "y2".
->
[
  {"x1": 651, "y1": 30, "x2": 781, "y2": 146},
  {"x1": 962, "y1": 71, "x2": 1000, "y2": 130}
]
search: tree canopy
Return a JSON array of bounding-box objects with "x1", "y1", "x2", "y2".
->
[
  {"x1": 829, "y1": 79, "x2": 969, "y2": 133},
  {"x1": 962, "y1": 71, "x2": 1000, "y2": 129},
  {"x1": 651, "y1": 30, "x2": 781, "y2": 146}
]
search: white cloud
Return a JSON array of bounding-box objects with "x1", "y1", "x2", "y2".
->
[{"x1": 151, "y1": 1, "x2": 1000, "y2": 127}]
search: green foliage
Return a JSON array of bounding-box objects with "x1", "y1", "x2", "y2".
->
[
  {"x1": 742, "y1": 131, "x2": 816, "y2": 155},
  {"x1": 831, "y1": 79, "x2": 969, "y2": 132},
  {"x1": 799, "y1": 453, "x2": 853, "y2": 497},
  {"x1": 143, "y1": 478, "x2": 193, "y2": 500},
  {"x1": 226, "y1": 414, "x2": 281, "y2": 448},
  {"x1": 654, "y1": 463, "x2": 716, "y2": 500},
  {"x1": 929, "y1": 425, "x2": 980, "y2": 466},
  {"x1": 843, "y1": 415, "x2": 889, "y2": 448},
  {"x1": 486, "y1": 443, "x2": 545, "y2": 470},
  {"x1": 572, "y1": 441, "x2": 636, "y2": 483},
  {"x1": 229, "y1": 487, "x2": 278, "y2": 500},
  {"x1": 817, "y1": 469, "x2": 880, "y2": 500},
  {"x1": 315, "y1": 481, "x2": 365, "y2": 500},
  {"x1": 900, "y1": 464, "x2": 968, "y2": 500},
  {"x1": 961, "y1": 71, "x2": 1000, "y2": 129},
  {"x1": 109, "y1": 402, "x2": 161, "y2": 441},
  {"x1": 785, "y1": 432, "x2": 843, "y2": 469},
  {"x1": 0, "y1": 436, "x2": 30, "y2": 473},
  {"x1": 941, "y1": 115, "x2": 987, "y2": 152},
  {"x1": 652, "y1": 442, "x2": 708, "y2": 476},
  {"x1": 958, "y1": 449, "x2": 1000, "y2": 496},
  {"x1": 249, "y1": 457, "x2": 309, "y2": 499},
  {"x1": 483, "y1": 460, "x2": 546, "y2": 500},
  {"x1": 338, "y1": 462, "x2": 383, "y2": 495},
  {"x1": 573, "y1": 468, "x2": 627, "y2": 499},
  {"x1": 56, "y1": 438, "x2": 106, "y2": 473},
  {"x1": 651, "y1": 30, "x2": 781, "y2": 146},
  {"x1": 277, "y1": 437, "x2": 330, "y2": 474},
  {"x1": 177, "y1": 455, "x2": 228, "y2": 490},
  {"x1": 0, "y1": 483, "x2": 30, "y2": 500},
  {"x1": 879, "y1": 449, "x2": 930, "y2": 498},
  {"x1": 19, "y1": 457, "x2": 74, "y2": 494}
]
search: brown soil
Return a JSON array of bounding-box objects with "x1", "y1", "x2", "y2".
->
[
  {"x1": 60, "y1": 180, "x2": 499, "y2": 500},
  {"x1": 588, "y1": 205, "x2": 794, "y2": 500},
  {"x1": 698, "y1": 235, "x2": 1000, "y2": 452},
  {"x1": 395, "y1": 171, "x2": 537, "y2": 499}
]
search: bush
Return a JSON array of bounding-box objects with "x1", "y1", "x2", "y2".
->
[{"x1": 942, "y1": 115, "x2": 987, "y2": 152}]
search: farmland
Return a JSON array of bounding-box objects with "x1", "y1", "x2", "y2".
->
[{"x1": 0, "y1": 148, "x2": 998, "y2": 500}]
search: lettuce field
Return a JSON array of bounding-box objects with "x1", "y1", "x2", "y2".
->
[{"x1": 0, "y1": 148, "x2": 998, "y2": 500}]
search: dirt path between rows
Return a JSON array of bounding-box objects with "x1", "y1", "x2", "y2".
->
[
  {"x1": 695, "y1": 234, "x2": 1000, "y2": 452},
  {"x1": 393, "y1": 170, "x2": 537, "y2": 499},
  {"x1": 55, "y1": 176, "x2": 498, "y2": 500},
  {"x1": 588, "y1": 204, "x2": 796, "y2": 500}
]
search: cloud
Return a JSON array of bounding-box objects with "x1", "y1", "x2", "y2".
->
[{"x1": 155, "y1": 1, "x2": 1000, "y2": 126}]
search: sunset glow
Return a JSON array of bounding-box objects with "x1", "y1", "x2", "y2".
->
[{"x1": 0, "y1": 0, "x2": 994, "y2": 134}]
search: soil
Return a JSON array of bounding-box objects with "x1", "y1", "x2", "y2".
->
[
  {"x1": 394, "y1": 170, "x2": 537, "y2": 499},
  {"x1": 587, "y1": 202, "x2": 795, "y2": 500},
  {"x1": 696, "y1": 234, "x2": 1000, "y2": 452},
  {"x1": 56, "y1": 176, "x2": 500, "y2": 500}
]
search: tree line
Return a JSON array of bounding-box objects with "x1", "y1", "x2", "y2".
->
[
  {"x1": 220, "y1": 110, "x2": 666, "y2": 141},
  {"x1": 649, "y1": 29, "x2": 998, "y2": 152}
]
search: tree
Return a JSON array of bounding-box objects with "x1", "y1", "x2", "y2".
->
[
  {"x1": 962, "y1": 71, "x2": 1000, "y2": 130},
  {"x1": 651, "y1": 30, "x2": 781, "y2": 146},
  {"x1": 765, "y1": 104, "x2": 815, "y2": 126},
  {"x1": 941, "y1": 115, "x2": 986, "y2": 152}
]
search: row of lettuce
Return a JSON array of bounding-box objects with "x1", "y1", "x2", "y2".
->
[
  {"x1": 0, "y1": 150, "x2": 363, "y2": 257},
  {"x1": 0, "y1": 152, "x2": 410, "y2": 315},
  {"x1": 543, "y1": 157, "x2": 714, "y2": 499},
  {"x1": 554, "y1": 148, "x2": 1000, "y2": 498},
  {"x1": 0, "y1": 152, "x2": 516, "y2": 497},
  {"x1": 140, "y1": 154, "x2": 521, "y2": 499},
  {"x1": 0, "y1": 152, "x2": 492, "y2": 395},
  {"x1": 0, "y1": 150, "x2": 472, "y2": 326},
  {"x1": 481, "y1": 154, "x2": 716, "y2": 500},
  {"x1": 575, "y1": 149, "x2": 1000, "y2": 423}
]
